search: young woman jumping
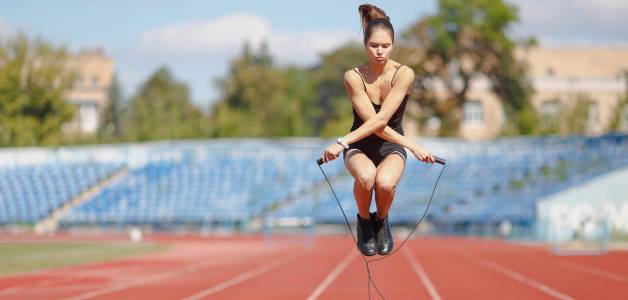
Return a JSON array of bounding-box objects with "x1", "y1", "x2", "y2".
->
[{"x1": 320, "y1": 3, "x2": 435, "y2": 256}]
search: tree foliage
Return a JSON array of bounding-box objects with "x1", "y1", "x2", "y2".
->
[
  {"x1": 609, "y1": 71, "x2": 628, "y2": 132},
  {"x1": 210, "y1": 42, "x2": 318, "y2": 137},
  {"x1": 210, "y1": 42, "x2": 369, "y2": 138},
  {"x1": 609, "y1": 96, "x2": 628, "y2": 132},
  {"x1": 98, "y1": 73, "x2": 125, "y2": 142},
  {"x1": 5, "y1": 1, "x2": 589, "y2": 145},
  {"x1": 0, "y1": 33, "x2": 75, "y2": 146},
  {"x1": 398, "y1": 0, "x2": 535, "y2": 136},
  {"x1": 309, "y1": 43, "x2": 366, "y2": 136},
  {"x1": 126, "y1": 66, "x2": 206, "y2": 141}
]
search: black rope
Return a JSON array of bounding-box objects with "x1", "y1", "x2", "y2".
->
[{"x1": 317, "y1": 160, "x2": 445, "y2": 299}]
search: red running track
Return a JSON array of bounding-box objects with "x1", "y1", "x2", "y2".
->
[{"x1": 1, "y1": 235, "x2": 627, "y2": 300}]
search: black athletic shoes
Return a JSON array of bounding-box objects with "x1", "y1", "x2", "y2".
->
[
  {"x1": 356, "y1": 212, "x2": 394, "y2": 256},
  {"x1": 372, "y1": 212, "x2": 393, "y2": 255},
  {"x1": 356, "y1": 213, "x2": 377, "y2": 256}
]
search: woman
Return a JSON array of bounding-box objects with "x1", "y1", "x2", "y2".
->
[{"x1": 320, "y1": 4, "x2": 435, "y2": 256}]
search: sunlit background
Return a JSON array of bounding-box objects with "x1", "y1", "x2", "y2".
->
[{"x1": 1, "y1": 1, "x2": 627, "y2": 299}]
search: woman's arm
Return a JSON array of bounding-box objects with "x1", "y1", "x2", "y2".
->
[
  {"x1": 321, "y1": 66, "x2": 434, "y2": 163},
  {"x1": 342, "y1": 66, "x2": 414, "y2": 145},
  {"x1": 343, "y1": 70, "x2": 414, "y2": 149},
  {"x1": 341, "y1": 69, "x2": 434, "y2": 163}
]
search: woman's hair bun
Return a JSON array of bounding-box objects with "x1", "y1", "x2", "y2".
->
[{"x1": 358, "y1": 4, "x2": 389, "y2": 31}]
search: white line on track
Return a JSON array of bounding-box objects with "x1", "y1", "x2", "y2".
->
[
  {"x1": 181, "y1": 252, "x2": 307, "y2": 300},
  {"x1": 504, "y1": 241, "x2": 628, "y2": 284},
  {"x1": 61, "y1": 251, "x2": 306, "y2": 300},
  {"x1": 539, "y1": 256, "x2": 628, "y2": 284},
  {"x1": 306, "y1": 250, "x2": 357, "y2": 300},
  {"x1": 0, "y1": 277, "x2": 76, "y2": 296},
  {"x1": 0, "y1": 265, "x2": 144, "y2": 296},
  {"x1": 403, "y1": 249, "x2": 442, "y2": 300},
  {"x1": 454, "y1": 250, "x2": 574, "y2": 300}
]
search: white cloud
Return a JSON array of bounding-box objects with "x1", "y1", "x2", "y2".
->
[
  {"x1": 134, "y1": 13, "x2": 358, "y2": 65},
  {"x1": 0, "y1": 18, "x2": 13, "y2": 38},
  {"x1": 510, "y1": 0, "x2": 628, "y2": 44}
]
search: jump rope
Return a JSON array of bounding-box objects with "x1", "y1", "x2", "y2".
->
[{"x1": 316, "y1": 155, "x2": 445, "y2": 300}]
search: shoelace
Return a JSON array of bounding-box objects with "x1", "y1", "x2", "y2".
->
[{"x1": 375, "y1": 219, "x2": 388, "y2": 242}]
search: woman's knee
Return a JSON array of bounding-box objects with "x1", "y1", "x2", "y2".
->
[
  {"x1": 355, "y1": 169, "x2": 376, "y2": 190},
  {"x1": 375, "y1": 176, "x2": 397, "y2": 194}
]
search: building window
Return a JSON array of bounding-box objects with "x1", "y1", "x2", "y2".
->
[
  {"x1": 541, "y1": 100, "x2": 560, "y2": 117},
  {"x1": 539, "y1": 100, "x2": 561, "y2": 134},
  {"x1": 92, "y1": 76, "x2": 99, "y2": 87},
  {"x1": 464, "y1": 101, "x2": 483, "y2": 126},
  {"x1": 587, "y1": 101, "x2": 599, "y2": 130},
  {"x1": 546, "y1": 67, "x2": 555, "y2": 77},
  {"x1": 75, "y1": 101, "x2": 99, "y2": 133}
]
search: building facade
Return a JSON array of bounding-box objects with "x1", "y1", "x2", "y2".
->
[
  {"x1": 63, "y1": 48, "x2": 114, "y2": 134},
  {"x1": 457, "y1": 46, "x2": 628, "y2": 140}
]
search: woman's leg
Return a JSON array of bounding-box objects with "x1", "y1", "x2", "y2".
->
[
  {"x1": 344, "y1": 149, "x2": 377, "y2": 219},
  {"x1": 374, "y1": 153, "x2": 406, "y2": 219},
  {"x1": 372, "y1": 152, "x2": 405, "y2": 255}
]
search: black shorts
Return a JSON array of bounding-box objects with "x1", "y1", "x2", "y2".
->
[{"x1": 342, "y1": 138, "x2": 407, "y2": 167}]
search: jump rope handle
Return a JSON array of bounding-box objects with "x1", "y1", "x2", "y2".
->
[
  {"x1": 317, "y1": 156, "x2": 446, "y2": 166},
  {"x1": 434, "y1": 156, "x2": 446, "y2": 165}
]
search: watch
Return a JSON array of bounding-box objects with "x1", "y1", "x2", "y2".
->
[{"x1": 336, "y1": 137, "x2": 349, "y2": 149}]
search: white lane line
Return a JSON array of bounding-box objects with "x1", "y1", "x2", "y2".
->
[
  {"x1": 181, "y1": 252, "x2": 307, "y2": 300},
  {"x1": 403, "y1": 249, "x2": 442, "y2": 300},
  {"x1": 505, "y1": 242, "x2": 628, "y2": 284},
  {"x1": 60, "y1": 259, "x2": 226, "y2": 300},
  {"x1": 0, "y1": 265, "x2": 144, "y2": 296},
  {"x1": 454, "y1": 250, "x2": 574, "y2": 300},
  {"x1": 542, "y1": 257, "x2": 628, "y2": 284},
  {"x1": 61, "y1": 251, "x2": 305, "y2": 300},
  {"x1": 306, "y1": 250, "x2": 358, "y2": 300},
  {"x1": 0, "y1": 277, "x2": 77, "y2": 296}
]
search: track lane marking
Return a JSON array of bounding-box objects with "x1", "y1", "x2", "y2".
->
[
  {"x1": 181, "y1": 251, "x2": 308, "y2": 300},
  {"x1": 403, "y1": 248, "x2": 442, "y2": 300},
  {"x1": 61, "y1": 249, "x2": 306, "y2": 300},
  {"x1": 451, "y1": 248, "x2": 574, "y2": 300},
  {"x1": 306, "y1": 250, "x2": 357, "y2": 300}
]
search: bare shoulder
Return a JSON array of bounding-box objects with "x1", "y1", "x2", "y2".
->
[
  {"x1": 343, "y1": 68, "x2": 362, "y2": 85},
  {"x1": 395, "y1": 64, "x2": 414, "y2": 81}
]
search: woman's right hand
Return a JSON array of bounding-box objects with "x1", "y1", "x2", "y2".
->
[{"x1": 410, "y1": 145, "x2": 435, "y2": 164}]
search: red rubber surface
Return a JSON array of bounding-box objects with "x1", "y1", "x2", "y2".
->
[{"x1": 1, "y1": 235, "x2": 627, "y2": 300}]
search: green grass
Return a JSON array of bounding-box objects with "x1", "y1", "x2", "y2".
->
[
  {"x1": 0, "y1": 242, "x2": 169, "y2": 276},
  {"x1": 611, "y1": 230, "x2": 628, "y2": 241}
]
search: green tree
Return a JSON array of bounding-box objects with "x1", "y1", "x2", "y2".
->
[
  {"x1": 398, "y1": 0, "x2": 536, "y2": 136},
  {"x1": 211, "y1": 42, "x2": 317, "y2": 137},
  {"x1": 609, "y1": 96, "x2": 627, "y2": 132},
  {"x1": 98, "y1": 73, "x2": 125, "y2": 142},
  {"x1": 537, "y1": 113, "x2": 558, "y2": 135},
  {"x1": 309, "y1": 42, "x2": 365, "y2": 136},
  {"x1": 564, "y1": 96, "x2": 590, "y2": 135},
  {"x1": 0, "y1": 33, "x2": 75, "y2": 146},
  {"x1": 609, "y1": 70, "x2": 628, "y2": 132},
  {"x1": 125, "y1": 66, "x2": 206, "y2": 141},
  {"x1": 537, "y1": 96, "x2": 592, "y2": 136}
]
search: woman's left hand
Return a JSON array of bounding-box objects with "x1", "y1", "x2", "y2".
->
[{"x1": 320, "y1": 143, "x2": 345, "y2": 164}]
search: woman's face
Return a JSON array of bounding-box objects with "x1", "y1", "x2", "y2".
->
[{"x1": 365, "y1": 28, "x2": 394, "y2": 64}]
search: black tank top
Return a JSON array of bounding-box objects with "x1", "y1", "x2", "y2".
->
[{"x1": 350, "y1": 65, "x2": 409, "y2": 143}]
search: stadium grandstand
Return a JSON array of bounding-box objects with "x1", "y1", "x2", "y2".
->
[{"x1": 1, "y1": 134, "x2": 626, "y2": 240}]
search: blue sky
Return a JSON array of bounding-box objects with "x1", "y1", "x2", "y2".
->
[{"x1": 2, "y1": 0, "x2": 628, "y2": 109}]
